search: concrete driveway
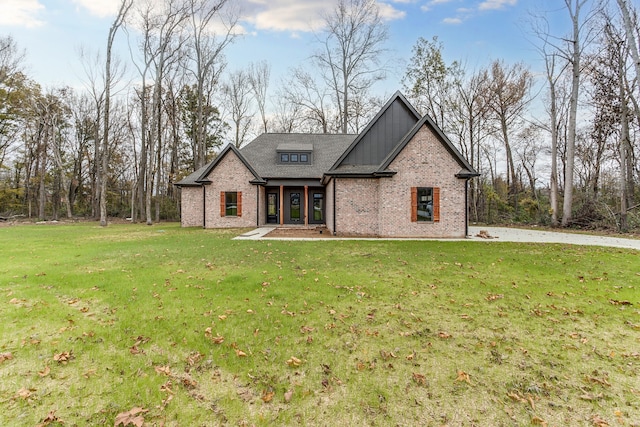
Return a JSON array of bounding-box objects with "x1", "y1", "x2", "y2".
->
[
  {"x1": 468, "y1": 226, "x2": 640, "y2": 250},
  {"x1": 235, "y1": 225, "x2": 640, "y2": 250}
]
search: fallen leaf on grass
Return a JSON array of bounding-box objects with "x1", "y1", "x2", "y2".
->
[
  {"x1": 36, "y1": 410, "x2": 62, "y2": 427},
  {"x1": 261, "y1": 390, "x2": 275, "y2": 403},
  {"x1": 412, "y1": 372, "x2": 427, "y2": 386},
  {"x1": 286, "y1": 356, "x2": 302, "y2": 367},
  {"x1": 235, "y1": 349, "x2": 247, "y2": 357},
  {"x1": 438, "y1": 332, "x2": 452, "y2": 339},
  {"x1": 15, "y1": 387, "x2": 34, "y2": 400},
  {"x1": 114, "y1": 407, "x2": 148, "y2": 427},
  {"x1": 531, "y1": 416, "x2": 547, "y2": 426},
  {"x1": 455, "y1": 370, "x2": 472, "y2": 385},
  {"x1": 155, "y1": 365, "x2": 172, "y2": 376},
  {"x1": 590, "y1": 414, "x2": 610, "y2": 427},
  {"x1": 38, "y1": 366, "x2": 51, "y2": 377},
  {"x1": 284, "y1": 389, "x2": 293, "y2": 403},
  {"x1": 0, "y1": 352, "x2": 13, "y2": 363},
  {"x1": 83, "y1": 369, "x2": 97, "y2": 379},
  {"x1": 211, "y1": 335, "x2": 224, "y2": 344},
  {"x1": 53, "y1": 351, "x2": 73, "y2": 364}
]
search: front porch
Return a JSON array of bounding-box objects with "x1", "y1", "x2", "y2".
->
[{"x1": 264, "y1": 184, "x2": 326, "y2": 227}]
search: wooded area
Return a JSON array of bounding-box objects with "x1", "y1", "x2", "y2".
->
[{"x1": 0, "y1": 0, "x2": 638, "y2": 231}]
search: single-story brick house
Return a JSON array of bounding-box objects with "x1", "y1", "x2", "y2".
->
[{"x1": 175, "y1": 91, "x2": 479, "y2": 237}]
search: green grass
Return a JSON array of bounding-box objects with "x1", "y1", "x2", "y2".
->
[{"x1": 0, "y1": 223, "x2": 639, "y2": 426}]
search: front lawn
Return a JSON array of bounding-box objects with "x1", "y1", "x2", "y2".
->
[{"x1": 0, "y1": 223, "x2": 638, "y2": 426}]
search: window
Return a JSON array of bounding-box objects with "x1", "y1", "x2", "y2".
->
[
  {"x1": 411, "y1": 187, "x2": 439, "y2": 222},
  {"x1": 220, "y1": 191, "x2": 242, "y2": 217},
  {"x1": 278, "y1": 152, "x2": 311, "y2": 164}
]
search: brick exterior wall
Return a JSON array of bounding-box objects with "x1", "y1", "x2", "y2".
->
[
  {"x1": 201, "y1": 151, "x2": 258, "y2": 228},
  {"x1": 334, "y1": 126, "x2": 468, "y2": 238},
  {"x1": 180, "y1": 186, "x2": 204, "y2": 227}
]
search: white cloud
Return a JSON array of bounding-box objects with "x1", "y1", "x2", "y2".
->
[
  {"x1": 378, "y1": 3, "x2": 406, "y2": 21},
  {"x1": 478, "y1": 0, "x2": 517, "y2": 11},
  {"x1": 242, "y1": 0, "x2": 405, "y2": 34},
  {"x1": 70, "y1": 0, "x2": 121, "y2": 18},
  {"x1": 0, "y1": 0, "x2": 45, "y2": 28},
  {"x1": 244, "y1": 0, "x2": 327, "y2": 32},
  {"x1": 442, "y1": 17, "x2": 462, "y2": 25}
]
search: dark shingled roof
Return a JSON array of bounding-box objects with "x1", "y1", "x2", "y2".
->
[{"x1": 240, "y1": 133, "x2": 356, "y2": 179}]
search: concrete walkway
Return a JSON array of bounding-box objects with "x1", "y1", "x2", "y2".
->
[{"x1": 234, "y1": 225, "x2": 640, "y2": 250}]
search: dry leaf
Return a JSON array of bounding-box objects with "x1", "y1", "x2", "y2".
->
[
  {"x1": 15, "y1": 387, "x2": 34, "y2": 400},
  {"x1": 590, "y1": 414, "x2": 610, "y2": 427},
  {"x1": 455, "y1": 370, "x2": 472, "y2": 384},
  {"x1": 412, "y1": 372, "x2": 427, "y2": 386},
  {"x1": 235, "y1": 349, "x2": 247, "y2": 357},
  {"x1": 284, "y1": 389, "x2": 293, "y2": 403},
  {"x1": 0, "y1": 352, "x2": 13, "y2": 363},
  {"x1": 438, "y1": 332, "x2": 452, "y2": 339},
  {"x1": 286, "y1": 356, "x2": 302, "y2": 367},
  {"x1": 53, "y1": 351, "x2": 73, "y2": 364},
  {"x1": 211, "y1": 334, "x2": 224, "y2": 344},
  {"x1": 114, "y1": 407, "x2": 148, "y2": 427},
  {"x1": 155, "y1": 365, "x2": 172, "y2": 376},
  {"x1": 36, "y1": 410, "x2": 61, "y2": 427},
  {"x1": 531, "y1": 416, "x2": 547, "y2": 426},
  {"x1": 38, "y1": 366, "x2": 51, "y2": 377},
  {"x1": 261, "y1": 390, "x2": 274, "y2": 403}
]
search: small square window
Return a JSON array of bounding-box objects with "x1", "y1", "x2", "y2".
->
[
  {"x1": 280, "y1": 153, "x2": 289, "y2": 162},
  {"x1": 291, "y1": 153, "x2": 299, "y2": 162},
  {"x1": 300, "y1": 153, "x2": 308, "y2": 162}
]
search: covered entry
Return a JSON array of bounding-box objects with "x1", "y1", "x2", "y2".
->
[{"x1": 265, "y1": 185, "x2": 325, "y2": 226}]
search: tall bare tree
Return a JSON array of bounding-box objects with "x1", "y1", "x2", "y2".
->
[
  {"x1": 186, "y1": 0, "x2": 236, "y2": 169},
  {"x1": 484, "y1": 60, "x2": 533, "y2": 197},
  {"x1": 248, "y1": 61, "x2": 271, "y2": 134},
  {"x1": 562, "y1": 0, "x2": 591, "y2": 227},
  {"x1": 223, "y1": 69, "x2": 253, "y2": 148},
  {"x1": 100, "y1": 0, "x2": 133, "y2": 226},
  {"x1": 314, "y1": 0, "x2": 389, "y2": 133}
]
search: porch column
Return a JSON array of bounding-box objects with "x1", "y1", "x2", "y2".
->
[
  {"x1": 279, "y1": 185, "x2": 284, "y2": 226},
  {"x1": 304, "y1": 185, "x2": 309, "y2": 226}
]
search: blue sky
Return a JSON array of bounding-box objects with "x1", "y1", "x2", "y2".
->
[{"x1": 0, "y1": 0, "x2": 568, "y2": 94}]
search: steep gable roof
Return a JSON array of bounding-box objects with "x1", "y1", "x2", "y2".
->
[
  {"x1": 174, "y1": 144, "x2": 264, "y2": 186},
  {"x1": 329, "y1": 91, "x2": 421, "y2": 171},
  {"x1": 376, "y1": 113, "x2": 479, "y2": 178}
]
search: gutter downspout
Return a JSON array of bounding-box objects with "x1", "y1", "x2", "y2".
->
[
  {"x1": 256, "y1": 185, "x2": 260, "y2": 227},
  {"x1": 202, "y1": 185, "x2": 206, "y2": 229},
  {"x1": 333, "y1": 178, "x2": 337, "y2": 236},
  {"x1": 465, "y1": 179, "x2": 469, "y2": 237}
]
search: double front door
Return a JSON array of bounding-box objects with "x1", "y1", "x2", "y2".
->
[{"x1": 266, "y1": 187, "x2": 325, "y2": 225}]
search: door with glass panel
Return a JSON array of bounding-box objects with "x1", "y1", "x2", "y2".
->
[{"x1": 266, "y1": 192, "x2": 279, "y2": 224}]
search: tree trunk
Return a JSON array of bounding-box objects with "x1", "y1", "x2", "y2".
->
[{"x1": 561, "y1": 0, "x2": 585, "y2": 227}]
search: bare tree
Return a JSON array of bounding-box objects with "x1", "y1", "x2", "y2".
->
[
  {"x1": 100, "y1": 0, "x2": 133, "y2": 226},
  {"x1": 281, "y1": 67, "x2": 333, "y2": 133},
  {"x1": 314, "y1": 0, "x2": 389, "y2": 133},
  {"x1": 186, "y1": 0, "x2": 236, "y2": 168},
  {"x1": 223, "y1": 69, "x2": 253, "y2": 148},
  {"x1": 248, "y1": 61, "x2": 271, "y2": 134},
  {"x1": 562, "y1": 0, "x2": 592, "y2": 227},
  {"x1": 616, "y1": 0, "x2": 640, "y2": 103},
  {"x1": 484, "y1": 60, "x2": 533, "y2": 197}
]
